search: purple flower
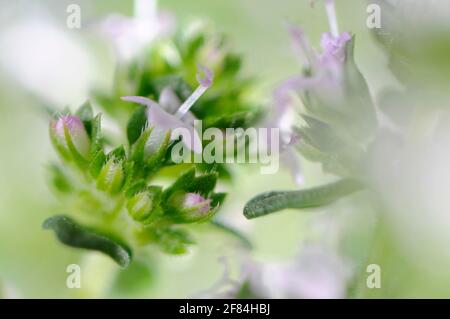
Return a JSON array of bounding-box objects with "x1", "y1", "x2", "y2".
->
[
  {"x1": 266, "y1": 0, "x2": 352, "y2": 185},
  {"x1": 122, "y1": 65, "x2": 213, "y2": 154},
  {"x1": 320, "y1": 31, "x2": 351, "y2": 64},
  {"x1": 287, "y1": 0, "x2": 351, "y2": 75},
  {"x1": 51, "y1": 115, "x2": 90, "y2": 158}
]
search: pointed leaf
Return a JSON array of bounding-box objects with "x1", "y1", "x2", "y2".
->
[{"x1": 127, "y1": 105, "x2": 147, "y2": 146}]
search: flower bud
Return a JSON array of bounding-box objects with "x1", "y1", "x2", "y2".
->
[
  {"x1": 50, "y1": 115, "x2": 91, "y2": 159},
  {"x1": 169, "y1": 192, "x2": 212, "y2": 222},
  {"x1": 127, "y1": 192, "x2": 154, "y2": 222},
  {"x1": 96, "y1": 159, "x2": 125, "y2": 194}
]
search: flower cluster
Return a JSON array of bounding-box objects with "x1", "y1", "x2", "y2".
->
[{"x1": 45, "y1": 6, "x2": 259, "y2": 267}]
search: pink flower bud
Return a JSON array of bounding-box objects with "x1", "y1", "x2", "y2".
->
[
  {"x1": 182, "y1": 193, "x2": 211, "y2": 216},
  {"x1": 169, "y1": 192, "x2": 212, "y2": 222},
  {"x1": 52, "y1": 115, "x2": 90, "y2": 158}
]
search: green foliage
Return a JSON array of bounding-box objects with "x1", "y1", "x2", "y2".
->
[
  {"x1": 297, "y1": 37, "x2": 377, "y2": 178},
  {"x1": 43, "y1": 215, "x2": 132, "y2": 267},
  {"x1": 243, "y1": 179, "x2": 363, "y2": 219}
]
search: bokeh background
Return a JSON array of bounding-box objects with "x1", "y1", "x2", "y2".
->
[{"x1": 0, "y1": 0, "x2": 409, "y2": 298}]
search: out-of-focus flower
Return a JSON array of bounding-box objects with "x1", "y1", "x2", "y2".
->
[
  {"x1": 101, "y1": 0, "x2": 174, "y2": 60},
  {"x1": 0, "y1": 19, "x2": 93, "y2": 106},
  {"x1": 282, "y1": 3, "x2": 351, "y2": 101},
  {"x1": 50, "y1": 115, "x2": 90, "y2": 159},
  {"x1": 122, "y1": 66, "x2": 214, "y2": 154},
  {"x1": 199, "y1": 243, "x2": 351, "y2": 299},
  {"x1": 260, "y1": 244, "x2": 351, "y2": 298},
  {"x1": 262, "y1": 0, "x2": 353, "y2": 186}
]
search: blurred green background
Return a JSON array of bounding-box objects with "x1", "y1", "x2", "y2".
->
[{"x1": 0, "y1": 0, "x2": 394, "y2": 298}]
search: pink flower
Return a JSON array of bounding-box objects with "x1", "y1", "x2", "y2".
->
[
  {"x1": 122, "y1": 66, "x2": 213, "y2": 154},
  {"x1": 267, "y1": 0, "x2": 352, "y2": 185}
]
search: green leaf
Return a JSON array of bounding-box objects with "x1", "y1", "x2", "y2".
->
[
  {"x1": 130, "y1": 127, "x2": 152, "y2": 165},
  {"x1": 107, "y1": 145, "x2": 126, "y2": 160},
  {"x1": 89, "y1": 114, "x2": 103, "y2": 158},
  {"x1": 47, "y1": 164, "x2": 72, "y2": 193},
  {"x1": 144, "y1": 131, "x2": 171, "y2": 178},
  {"x1": 127, "y1": 105, "x2": 147, "y2": 146},
  {"x1": 210, "y1": 192, "x2": 227, "y2": 207},
  {"x1": 162, "y1": 167, "x2": 196, "y2": 201},
  {"x1": 43, "y1": 215, "x2": 132, "y2": 267},
  {"x1": 89, "y1": 150, "x2": 106, "y2": 178},
  {"x1": 243, "y1": 179, "x2": 363, "y2": 219},
  {"x1": 125, "y1": 180, "x2": 148, "y2": 198},
  {"x1": 187, "y1": 173, "x2": 218, "y2": 197},
  {"x1": 76, "y1": 101, "x2": 94, "y2": 136},
  {"x1": 342, "y1": 37, "x2": 377, "y2": 142},
  {"x1": 138, "y1": 226, "x2": 194, "y2": 255},
  {"x1": 63, "y1": 122, "x2": 89, "y2": 169}
]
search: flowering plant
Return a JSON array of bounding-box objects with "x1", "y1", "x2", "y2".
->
[
  {"x1": 44, "y1": 8, "x2": 259, "y2": 267},
  {"x1": 244, "y1": 0, "x2": 375, "y2": 218}
]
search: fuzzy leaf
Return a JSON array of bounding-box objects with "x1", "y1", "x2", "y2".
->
[
  {"x1": 187, "y1": 173, "x2": 218, "y2": 197},
  {"x1": 43, "y1": 215, "x2": 132, "y2": 267},
  {"x1": 89, "y1": 150, "x2": 106, "y2": 178},
  {"x1": 89, "y1": 114, "x2": 103, "y2": 158},
  {"x1": 243, "y1": 179, "x2": 363, "y2": 219},
  {"x1": 162, "y1": 167, "x2": 196, "y2": 200},
  {"x1": 127, "y1": 105, "x2": 147, "y2": 146},
  {"x1": 76, "y1": 101, "x2": 94, "y2": 136},
  {"x1": 137, "y1": 226, "x2": 194, "y2": 255},
  {"x1": 210, "y1": 192, "x2": 227, "y2": 207},
  {"x1": 107, "y1": 145, "x2": 126, "y2": 160}
]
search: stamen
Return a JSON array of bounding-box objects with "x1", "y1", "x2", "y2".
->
[
  {"x1": 175, "y1": 65, "x2": 213, "y2": 118},
  {"x1": 324, "y1": 0, "x2": 339, "y2": 38}
]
